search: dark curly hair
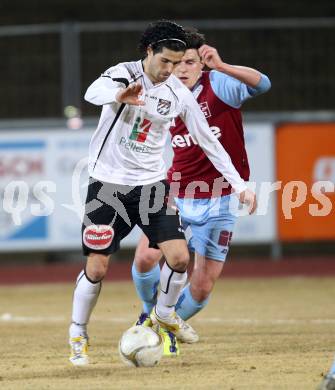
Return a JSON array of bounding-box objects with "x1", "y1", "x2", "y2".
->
[
  {"x1": 138, "y1": 20, "x2": 187, "y2": 56},
  {"x1": 184, "y1": 28, "x2": 206, "y2": 50}
]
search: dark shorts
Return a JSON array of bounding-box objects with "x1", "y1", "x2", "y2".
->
[{"x1": 81, "y1": 177, "x2": 185, "y2": 256}]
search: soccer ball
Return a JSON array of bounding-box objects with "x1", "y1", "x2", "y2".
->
[{"x1": 119, "y1": 325, "x2": 163, "y2": 367}]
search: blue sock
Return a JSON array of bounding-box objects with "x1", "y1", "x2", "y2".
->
[
  {"x1": 330, "y1": 357, "x2": 335, "y2": 375},
  {"x1": 175, "y1": 284, "x2": 209, "y2": 320},
  {"x1": 131, "y1": 262, "x2": 160, "y2": 314}
]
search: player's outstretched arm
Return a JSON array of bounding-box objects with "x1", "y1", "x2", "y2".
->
[
  {"x1": 181, "y1": 91, "x2": 256, "y2": 214},
  {"x1": 84, "y1": 66, "x2": 145, "y2": 106},
  {"x1": 198, "y1": 44, "x2": 270, "y2": 90},
  {"x1": 85, "y1": 76, "x2": 122, "y2": 106}
]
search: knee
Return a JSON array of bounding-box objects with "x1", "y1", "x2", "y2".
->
[
  {"x1": 192, "y1": 288, "x2": 210, "y2": 302},
  {"x1": 190, "y1": 281, "x2": 211, "y2": 302},
  {"x1": 135, "y1": 249, "x2": 161, "y2": 273},
  {"x1": 86, "y1": 254, "x2": 109, "y2": 281},
  {"x1": 168, "y1": 252, "x2": 190, "y2": 272}
]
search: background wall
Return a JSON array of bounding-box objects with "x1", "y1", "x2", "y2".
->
[
  {"x1": 1, "y1": 1, "x2": 335, "y2": 118},
  {"x1": 1, "y1": 0, "x2": 335, "y2": 24}
]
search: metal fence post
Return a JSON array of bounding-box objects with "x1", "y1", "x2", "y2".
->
[{"x1": 60, "y1": 22, "x2": 81, "y2": 114}]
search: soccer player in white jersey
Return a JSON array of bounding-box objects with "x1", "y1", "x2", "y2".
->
[
  {"x1": 132, "y1": 30, "x2": 271, "y2": 343},
  {"x1": 69, "y1": 21, "x2": 256, "y2": 365}
]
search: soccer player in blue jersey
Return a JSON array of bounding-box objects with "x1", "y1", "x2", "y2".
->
[{"x1": 132, "y1": 30, "x2": 271, "y2": 344}]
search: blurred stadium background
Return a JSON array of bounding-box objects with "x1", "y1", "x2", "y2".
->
[{"x1": 0, "y1": 1, "x2": 334, "y2": 276}]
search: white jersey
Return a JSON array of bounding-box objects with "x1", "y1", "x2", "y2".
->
[{"x1": 85, "y1": 60, "x2": 247, "y2": 192}]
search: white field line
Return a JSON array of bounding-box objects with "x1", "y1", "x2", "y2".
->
[{"x1": 1, "y1": 313, "x2": 335, "y2": 325}]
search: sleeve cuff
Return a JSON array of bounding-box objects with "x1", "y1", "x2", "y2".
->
[
  {"x1": 247, "y1": 74, "x2": 271, "y2": 95},
  {"x1": 232, "y1": 181, "x2": 248, "y2": 194}
]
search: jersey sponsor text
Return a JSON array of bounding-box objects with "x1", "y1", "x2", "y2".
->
[{"x1": 171, "y1": 126, "x2": 221, "y2": 148}]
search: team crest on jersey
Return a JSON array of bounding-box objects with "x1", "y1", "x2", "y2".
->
[
  {"x1": 157, "y1": 99, "x2": 171, "y2": 115},
  {"x1": 199, "y1": 101, "x2": 211, "y2": 118}
]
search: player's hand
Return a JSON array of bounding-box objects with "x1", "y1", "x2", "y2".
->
[
  {"x1": 198, "y1": 45, "x2": 223, "y2": 70},
  {"x1": 116, "y1": 83, "x2": 145, "y2": 106},
  {"x1": 238, "y1": 189, "x2": 257, "y2": 215}
]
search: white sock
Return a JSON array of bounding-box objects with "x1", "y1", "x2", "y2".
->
[
  {"x1": 156, "y1": 262, "x2": 187, "y2": 319},
  {"x1": 69, "y1": 270, "x2": 101, "y2": 338}
]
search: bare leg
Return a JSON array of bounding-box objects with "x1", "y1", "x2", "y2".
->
[
  {"x1": 190, "y1": 253, "x2": 224, "y2": 302},
  {"x1": 176, "y1": 252, "x2": 224, "y2": 320}
]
